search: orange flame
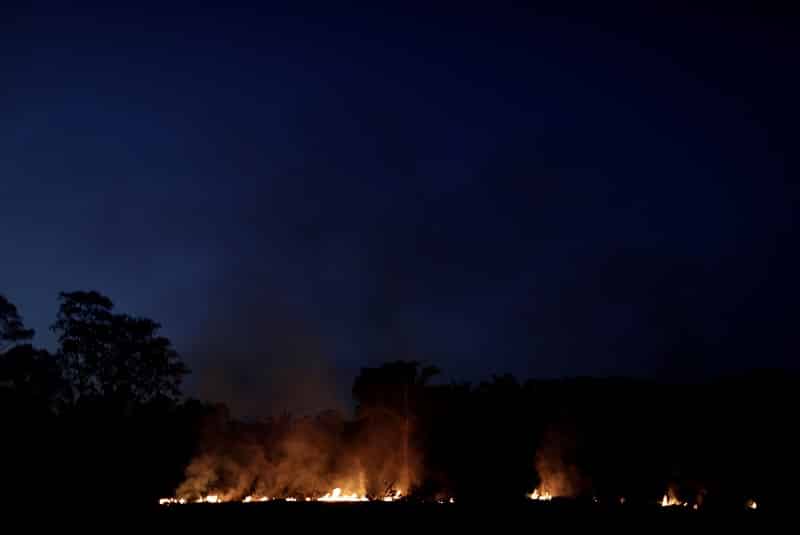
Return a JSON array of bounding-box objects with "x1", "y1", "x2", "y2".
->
[
  {"x1": 159, "y1": 487, "x2": 402, "y2": 505},
  {"x1": 317, "y1": 487, "x2": 368, "y2": 502},
  {"x1": 382, "y1": 490, "x2": 403, "y2": 502},
  {"x1": 158, "y1": 498, "x2": 186, "y2": 505},
  {"x1": 660, "y1": 489, "x2": 688, "y2": 508},
  {"x1": 529, "y1": 488, "x2": 553, "y2": 501}
]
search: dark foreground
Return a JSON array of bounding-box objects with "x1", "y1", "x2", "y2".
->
[{"x1": 138, "y1": 501, "x2": 772, "y2": 533}]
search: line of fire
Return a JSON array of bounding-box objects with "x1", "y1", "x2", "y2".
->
[
  {"x1": 1, "y1": 293, "x2": 793, "y2": 513},
  {"x1": 154, "y1": 362, "x2": 778, "y2": 512}
]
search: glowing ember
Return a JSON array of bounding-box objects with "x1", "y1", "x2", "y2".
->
[
  {"x1": 285, "y1": 497, "x2": 297, "y2": 502},
  {"x1": 317, "y1": 487, "x2": 368, "y2": 502},
  {"x1": 158, "y1": 498, "x2": 186, "y2": 505},
  {"x1": 746, "y1": 499, "x2": 758, "y2": 510},
  {"x1": 243, "y1": 496, "x2": 253, "y2": 503},
  {"x1": 529, "y1": 488, "x2": 553, "y2": 501}
]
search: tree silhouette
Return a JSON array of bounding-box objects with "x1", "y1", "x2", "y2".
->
[
  {"x1": 52, "y1": 290, "x2": 189, "y2": 405},
  {"x1": 0, "y1": 294, "x2": 35, "y2": 353},
  {"x1": 352, "y1": 360, "x2": 440, "y2": 414},
  {"x1": 0, "y1": 294, "x2": 63, "y2": 409},
  {"x1": 0, "y1": 344, "x2": 65, "y2": 411},
  {"x1": 351, "y1": 361, "x2": 441, "y2": 494}
]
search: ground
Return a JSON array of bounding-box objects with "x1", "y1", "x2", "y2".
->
[{"x1": 145, "y1": 501, "x2": 769, "y2": 533}]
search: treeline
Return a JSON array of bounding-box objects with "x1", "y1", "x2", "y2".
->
[
  {"x1": 0, "y1": 291, "x2": 196, "y2": 507},
  {"x1": 1, "y1": 292, "x2": 797, "y2": 510}
]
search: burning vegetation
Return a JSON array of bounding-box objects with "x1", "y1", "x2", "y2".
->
[
  {"x1": 166, "y1": 406, "x2": 414, "y2": 504},
  {"x1": 660, "y1": 488, "x2": 688, "y2": 508},
  {"x1": 0, "y1": 292, "x2": 788, "y2": 511},
  {"x1": 528, "y1": 488, "x2": 553, "y2": 501},
  {"x1": 157, "y1": 365, "x2": 778, "y2": 511},
  {"x1": 161, "y1": 363, "x2": 433, "y2": 505},
  {"x1": 527, "y1": 428, "x2": 583, "y2": 501}
]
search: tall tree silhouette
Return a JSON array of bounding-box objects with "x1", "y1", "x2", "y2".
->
[
  {"x1": 352, "y1": 361, "x2": 440, "y2": 493},
  {"x1": 52, "y1": 290, "x2": 189, "y2": 405}
]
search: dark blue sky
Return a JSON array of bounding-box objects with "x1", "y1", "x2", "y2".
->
[{"x1": 2, "y1": 3, "x2": 797, "y2": 418}]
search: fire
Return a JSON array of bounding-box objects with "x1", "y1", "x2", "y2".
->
[
  {"x1": 161, "y1": 494, "x2": 226, "y2": 504},
  {"x1": 158, "y1": 497, "x2": 186, "y2": 505},
  {"x1": 317, "y1": 487, "x2": 368, "y2": 502},
  {"x1": 158, "y1": 487, "x2": 399, "y2": 505},
  {"x1": 157, "y1": 489, "x2": 754, "y2": 509},
  {"x1": 242, "y1": 495, "x2": 271, "y2": 502},
  {"x1": 529, "y1": 488, "x2": 553, "y2": 501},
  {"x1": 660, "y1": 489, "x2": 687, "y2": 508},
  {"x1": 382, "y1": 490, "x2": 403, "y2": 502}
]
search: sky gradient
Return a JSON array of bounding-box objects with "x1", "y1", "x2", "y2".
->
[{"x1": 2, "y1": 3, "x2": 797, "y2": 418}]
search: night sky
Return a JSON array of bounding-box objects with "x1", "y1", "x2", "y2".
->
[{"x1": 3, "y1": 4, "x2": 797, "y2": 418}]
